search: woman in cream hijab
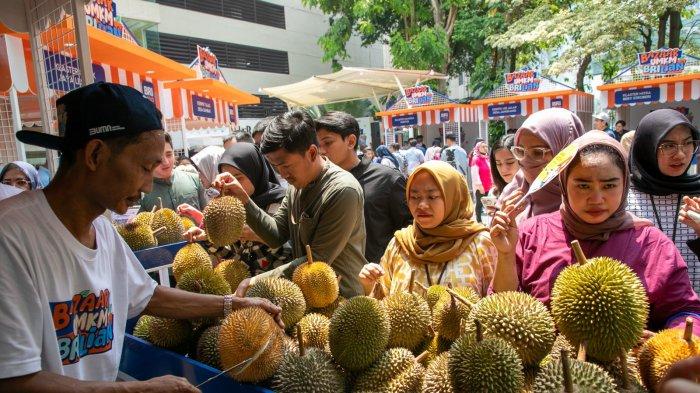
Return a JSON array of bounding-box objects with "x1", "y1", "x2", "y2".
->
[{"x1": 359, "y1": 160, "x2": 498, "y2": 297}]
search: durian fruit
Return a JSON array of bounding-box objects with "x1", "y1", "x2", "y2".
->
[
  {"x1": 432, "y1": 286, "x2": 480, "y2": 340},
  {"x1": 541, "y1": 334, "x2": 576, "y2": 367},
  {"x1": 214, "y1": 259, "x2": 251, "y2": 291},
  {"x1": 309, "y1": 296, "x2": 346, "y2": 318},
  {"x1": 551, "y1": 250, "x2": 648, "y2": 362},
  {"x1": 297, "y1": 313, "x2": 330, "y2": 350},
  {"x1": 274, "y1": 325, "x2": 345, "y2": 393},
  {"x1": 133, "y1": 315, "x2": 191, "y2": 350},
  {"x1": 533, "y1": 350, "x2": 617, "y2": 393},
  {"x1": 196, "y1": 325, "x2": 221, "y2": 369},
  {"x1": 353, "y1": 347, "x2": 425, "y2": 393},
  {"x1": 151, "y1": 198, "x2": 185, "y2": 245},
  {"x1": 180, "y1": 216, "x2": 196, "y2": 231},
  {"x1": 467, "y1": 291, "x2": 555, "y2": 366},
  {"x1": 292, "y1": 245, "x2": 339, "y2": 308},
  {"x1": 116, "y1": 221, "x2": 160, "y2": 251},
  {"x1": 132, "y1": 208, "x2": 155, "y2": 227},
  {"x1": 329, "y1": 296, "x2": 390, "y2": 371},
  {"x1": 282, "y1": 334, "x2": 299, "y2": 356},
  {"x1": 246, "y1": 277, "x2": 306, "y2": 329},
  {"x1": 421, "y1": 352, "x2": 453, "y2": 393},
  {"x1": 176, "y1": 265, "x2": 231, "y2": 296},
  {"x1": 593, "y1": 352, "x2": 645, "y2": 393},
  {"x1": 638, "y1": 319, "x2": 700, "y2": 392},
  {"x1": 172, "y1": 243, "x2": 212, "y2": 281},
  {"x1": 383, "y1": 275, "x2": 431, "y2": 351},
  {"x1": 203, "y1": 196, "x2": 246, "y2": 247},
  {"x1": 448, "y1": 323, "x2": 524, "y2": 393},
  {"x1": 424, "y1": 284, "x2": 448, "y2": 311},
  {"x1": 415, "y1": 334, "x2": 453, "y2": 366},
  {"x1": 219, "y1": 307, "x2": 285, "y2": 382}
]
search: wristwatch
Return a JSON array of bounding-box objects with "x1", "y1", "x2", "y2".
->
[{"x1": 223, "y1": 294, "x2": 235, "y2": 316}]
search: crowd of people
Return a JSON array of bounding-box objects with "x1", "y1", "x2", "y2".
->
[{"x1": 1, "y1": 81, "x2": 700, "y2": 392}]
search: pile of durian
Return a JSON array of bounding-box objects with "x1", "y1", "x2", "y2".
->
[{"x1": 134, "y1": 233, "x2": 700, "y2": 393}]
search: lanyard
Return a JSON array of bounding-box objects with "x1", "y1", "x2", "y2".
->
[
  {"x1": 649, "y1": 194, "x2": 682, "y2": 243},
  {"x1": 424, "y1": 263, "x2": 449, "y2": 287}
]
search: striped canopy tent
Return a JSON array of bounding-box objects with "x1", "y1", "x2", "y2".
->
[
  {"x1": 597, "y1": 51, "x2": 700, "y2": 129},
  {"x1": 470, "y1": 76, "x2": 594, "y2": 131}
]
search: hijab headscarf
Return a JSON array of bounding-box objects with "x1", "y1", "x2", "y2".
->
[
  {"x1": 630, "y1": 109, "x2": 700, "y2": 196},
  {"x1": 376, "y1": 144, "x2": 400, "y2": 169},
  {"x1": 0, "y1": 161, "x2": 41, "y2": 189},
  {"x1": 560, "y1": 131, "x2": 651, "y2": 241},
  {"x1": 218, "y1": 143, "x2": 286, "y2": 208},
  {"x1": 394, "y1": 161, "x2": 487, "y2": 265},
  {"x1": 191, "y1": 146, "x2": 225, "y2": 187},
  {"x1": 498, "y1": 108, "x2": 584, "y2": 222}
]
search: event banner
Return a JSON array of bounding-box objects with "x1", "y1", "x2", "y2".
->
[
  {"x1": 197, "y1": 46, "x2": 221, "y2": 80},
  {"x1": 488, "y1": 102, "x2": 521, "y2": 117},
  {"x1": 228, "y1": 104, "x2": 238, "y2": 124},
  {"x1": 192, "y1": 95, "x2": 216, "y2": 119},
  {"x1": 637, "y1": 48, "x2": 686, "y2": 75},
  {"x1": 614, "y1": 87, "x2": 661, "y2": 105},
  {"x1": 404, "y1": 85, "x2": 434, "y2": 106},
  {"x1": 439, "y1": 110, "x2": 451, "y2": 123},
  {"x1": 141, "y1": 81, "x2": 155, "y2": 103},
  {"x1": 84, "y1": 0, "x2": 131, "y2": 40},
  {"x1": 43, "y1": 50, "x2": 105, "y2": 91},
  {"x1": 550, "y1": 98, "x2": 563, "y2": 108},
  {"x1": 392, "y1": 113, "x2": 419, "y2": 127},
  {"x1": 505, "y1": 70, "x2": 540, "y2": 92}
]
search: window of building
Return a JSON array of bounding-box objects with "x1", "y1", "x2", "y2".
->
[
  {"x1": 156, "y1": 0, "x2": 286, "y2": 29},
  {"x1": 238, "y1": 95, "x2": 288, "y2": 118}
]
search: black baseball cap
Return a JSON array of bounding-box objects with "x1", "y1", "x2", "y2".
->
[{"x1": 16, "y1": 82, "x2": 163, "y2": 151}]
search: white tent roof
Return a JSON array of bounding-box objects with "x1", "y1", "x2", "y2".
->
[{"x1": 260, "y1": 67, "x2": 447, "y2": 107}]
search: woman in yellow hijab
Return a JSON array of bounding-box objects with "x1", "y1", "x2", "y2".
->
[{"x1": 359, "y1": 160, "x2": 498, "y2": 296}]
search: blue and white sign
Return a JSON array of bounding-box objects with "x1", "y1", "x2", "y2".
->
[
  {"x1": 439, "y1": 110, "x2": 451, "y2": 123},
  {"x1": 392, "y1": 113, "x2": 418, "y2": 127},
  {"x1": 550, "y1": 98, "x2": 563, "y2": 108},
  {"x1": 44, "y1": 50, "x2": 105, "y2": 91},
  {"x1": 614, "y1": 87, "x2": 660, "y2": 105},
  {"x1": 192, "y1": 95, "x2": 216, "y2": 119},
  {"x1": 142, "y1": 80, "x2": 155, "y2": 103},
  {"x1": 488, "y1": 103, "x2": 521, "y2": 117}
]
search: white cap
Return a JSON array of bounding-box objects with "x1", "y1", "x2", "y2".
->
[{"x1": 593, "y1": 112, "x2": 610, "y2": 124}]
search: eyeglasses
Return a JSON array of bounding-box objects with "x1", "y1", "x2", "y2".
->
[
  {"x1": 1, "y1": 178, "x2": 30, "y2": 188},
  {"x1": 658, "y1": 140, "x2": 700, "y2": 157},
  {"x1": 510, "y1": 146, "x2": 552, "y2": 162}
]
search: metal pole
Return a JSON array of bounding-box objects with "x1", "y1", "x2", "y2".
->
[
  {"x1": 9, "y1": 86, "x2": 26, "y2": 161},
  {"x1": 70, "y1": 0, "x2": 94, "y2": 85},
  {"x1": 180, "y1": 117, "x2": 188, "y2": 156},
  {"x1": 393, "y1": 74, "x2": 411, "y2": 109}
]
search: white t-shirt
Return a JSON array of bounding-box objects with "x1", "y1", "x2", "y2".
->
[{"x1": 0, "y1": 191, "x2": 157, "y2": 381}]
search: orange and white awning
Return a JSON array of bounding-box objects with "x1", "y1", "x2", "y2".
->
[
  {"x1": 470, "y1": 90, "x2": 594, "y2": 120},
  {"x1": 598, "y1": 74, "x2": 700, "y2": 109},
  {"x1": 376, "y1": 104, "x2": 480, "y2": 129}
]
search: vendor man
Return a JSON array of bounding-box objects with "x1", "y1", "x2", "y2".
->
[
  {"x1": 0, "y1": 82, "x2": 282, "y2": 393},
  {"x1": 213, "y1": 110, "x2": 366, "y2": 298}
]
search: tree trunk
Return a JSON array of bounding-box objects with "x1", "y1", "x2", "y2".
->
[
  {"x1": 509, "y1": 48, "x2": 518, "y2": 72},
  {"x1": 576, "y1": 53, "x2": 592, "y2": 91},
  {"x1": 669, "y1": 10, "x2": 682, "y2": 48},
  {"x1": 491, "y1": 49, "x2": 499, "y2": 79},
  {"x1": 638, "y1": 24, "x2": 652, "y2": 51},
  {"x1": 657, "y1": 10, "x2": 669, "y2": 48}
]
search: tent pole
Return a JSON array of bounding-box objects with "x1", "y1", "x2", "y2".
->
[{"x1": 393, "y1": 74, "x2": 411, "y2": 109}]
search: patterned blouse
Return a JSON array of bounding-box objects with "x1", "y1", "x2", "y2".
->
[
  {"x1": 627, "y1": 186, "x2": 699, "y2": 292},
  {"x1": 378, "y1": 231, "x2": 498, "y2": 297}
]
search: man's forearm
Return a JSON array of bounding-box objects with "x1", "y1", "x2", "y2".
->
[
  {"x1": 143, "y1": 286, "x2": 223, "y2": 319},
  {"x1": 244, "y1": 202, "x2": 287, "y2": 249},
  {"x1": 0, "y1": 371, "x2": 150, "y2": 393}
]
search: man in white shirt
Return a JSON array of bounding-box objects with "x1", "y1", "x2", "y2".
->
[
  {"x1": 404, "y1": 138, "x2": 426, "y2": 174},
  {"x1": 0, "y1": 82, "x2": 282, "y2": 393}
]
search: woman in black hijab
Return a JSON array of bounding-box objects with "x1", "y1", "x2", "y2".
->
[
  {"x1": 215, "y1": 143, "x2": 291, "y2": 275},
  {"x1": 626, "y1": 108, "x2": 700, "y2": 292}
]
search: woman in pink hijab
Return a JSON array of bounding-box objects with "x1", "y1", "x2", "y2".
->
[{"x1": 497, "y1": 108, "x2": 584, "y2": 223}]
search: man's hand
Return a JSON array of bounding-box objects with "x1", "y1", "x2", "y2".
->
[
  {"x1": 680, "y1": 196, "x2": 700, "y2": 236},
  {"x1": 182, "y1": 227, "x2": 207, "y2": 243},
  {"x1": 359, "y1": 263, "x2": 385, "y2": 295},
  {"x1": 660, "y1": 357, "x2": 700, "y2": 393},
  {"x1": 177, "y1": 204, "x2": 203, "y2": 227},
  {"x1": 234, "y1": 278, "x2": 251, "y2": 297},
  {"x1": 211, "y1": 173, "x2": 250, "y2": 204},
  {"x1": 139, "y1": 375, "x2": 200, "y2": 393},
  {"x1": 233, "y1": 296, "x2": 285, "y2": 329},
  {"x1": 240, "y1": 225, "x2": 265, "y2": 244}
]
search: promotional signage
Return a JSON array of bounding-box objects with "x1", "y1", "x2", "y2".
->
[
  {"x1": 84, "y1": 0, "x2": 130, "y2": 39},
  {"x1": 44, "y1": 50, "x2": 105, "y2": 91},
  {"x1": 141, "y1": 80, "x2": 155, "y2": 103},
  {"x1": 614, "y1": 87, "x2": 660, "y2": 105},
  {"x1": 197, "y1": 46, "x2": 221, "y2": 80},
  {"x1": 392, "y1": 113, "x2": 418, "y2": 127},
  {"x1": 228, "y1": 104, "x2": 238, "y2": 123},
  {"x1": 550, "y1": 98, "x2": 563, "y2": 108},
  {"x1": 488, "y1": 102, "x2": 521, "y2": 117},
  {"x1": 637, "y1": 48, "x2": 686, "y2": 75},
  {"x1": 439, "y1": 110, "x2": 451, "y2": 123},
  {"x1": 404, "y1": 85, "x2": 434, "y2": 106},
  {"x1": 505, "y1": 70, "x2": 541, "y2": 92},
  {"x1": 192, "y1": 95, "x2": 216, "y2": 119}
]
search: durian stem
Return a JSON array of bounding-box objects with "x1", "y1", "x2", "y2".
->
[
  {"x1": 415, "y1": 351, "x2": 429, "y2": 363},
  {"x1": 475, "y1": 319, "x2": 483, "y2": 342},
  {"x1": 337, "y1": 275, "x2": 342, "y2": 285},
  {"x1": 152, "y1": 226, "x2": 166, "y2": 236},
  {"x1": 305, "y1": 244, "x2": 313, "y2": 265},
  {"x1": 577, "y1": 341, "x2": 587, "y2": 362},
  {"x1": 370, "y1": 281, "x2": 385, "y2": 300},
  {"x1": 296, "y1": 324, "x2": 305, "y2": 357},
  {"x1": 684, "y1": 317, "x2": 694, "y2": 342},
  {"x1": 446, "y1": 288, "x2": 474, "y2": 307},
  {"x1": 415, "y1": 281, "x2": 428, "y2": 292},
  {"x1": 570, "y1": 240, "x2": 588, "y2": 266},
  {"x1": 157, "y1": 197, "x2": 163, "y2": 211},
  {"x1": 408, "y1": 269, "x2": 416, "y2": 293},
  {"x1": 620, "y1": 351, "x2": 630, "y2": 389},
  {"x1": 150, "y1": 205, "x2": 157, "y2": 214},
  {"x1": 561, "y1": 350, "x2": 574, "y2": 393}
]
